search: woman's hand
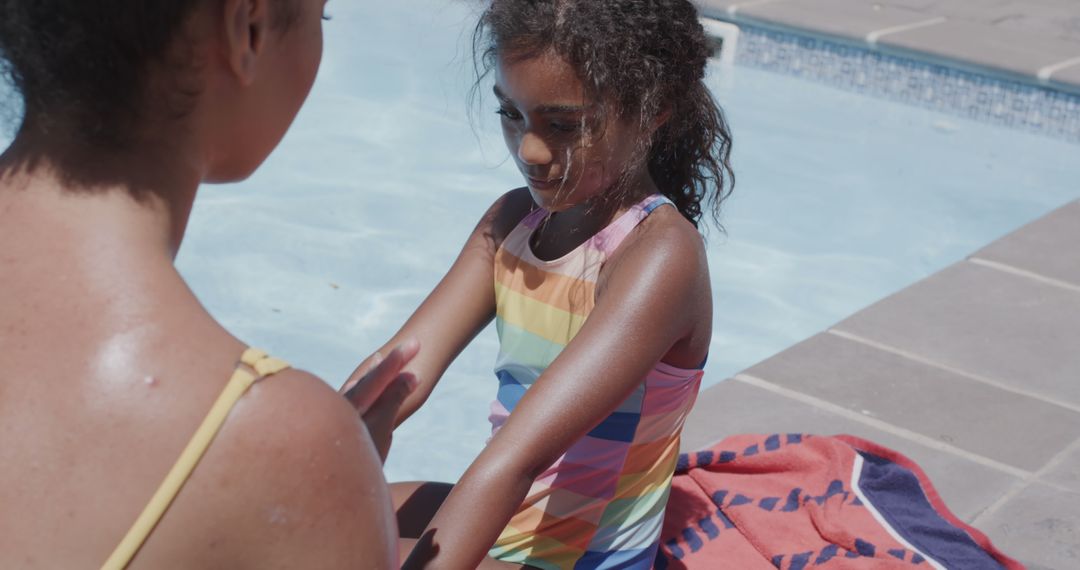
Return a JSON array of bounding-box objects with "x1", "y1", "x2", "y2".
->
[{"x1": 341, "y1": 339, "x2": 420, "y2": 461}]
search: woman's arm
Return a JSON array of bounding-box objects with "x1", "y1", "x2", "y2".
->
[
  {"x1": 402, "y1": 213, "x2": 712, "y2": 569},
  {"x1": 341, "y1": 188, "x2": 536, "y2": 426}
]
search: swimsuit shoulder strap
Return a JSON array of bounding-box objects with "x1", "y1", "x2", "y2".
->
[
  {"x1": 101, "y1": 348, "x2": 291, "y2": 570},
  {"x1": 590, "y1": 193, "x2": 673, "y2": 257}
]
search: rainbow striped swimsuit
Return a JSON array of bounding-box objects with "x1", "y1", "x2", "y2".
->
[{"x1": 488, "y1": 194, "x2": 704, "y2": 569}]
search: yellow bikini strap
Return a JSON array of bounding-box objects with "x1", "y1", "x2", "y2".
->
[{"x1": 101, "y1": 348, "x2": 290, "y2": 570}]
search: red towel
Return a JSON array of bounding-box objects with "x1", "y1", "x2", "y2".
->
[{"x1": 657, "y1": 434, "x2": 1023, "y2": 569}]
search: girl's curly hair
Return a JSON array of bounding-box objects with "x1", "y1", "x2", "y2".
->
[{"x1": 473, "y1": 0, "x2": 735, "y2": 228}]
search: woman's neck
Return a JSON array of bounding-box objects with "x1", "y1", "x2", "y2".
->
[{"x1": 0, "y1": 128, "x2": 204, "y2": 259}]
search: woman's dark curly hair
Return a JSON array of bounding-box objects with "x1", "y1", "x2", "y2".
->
[
  {"x1": 0, "y1": 0, "x2": 297, "y2": 148},
  {"x1": 473, "y1": 0, "x2": 734, "y2": 228}
]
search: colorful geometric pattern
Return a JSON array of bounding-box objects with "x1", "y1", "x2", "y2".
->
[
  {"x1": 657, "y1": 434, "x2": 1024, "y2": 569},
  {"x1": 488, "y1": 195, "x2": 704, "y2": 569}
]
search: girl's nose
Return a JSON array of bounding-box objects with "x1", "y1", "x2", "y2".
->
[{"x1": 517, "y1": 131, "x2": 553, "y2": 166}]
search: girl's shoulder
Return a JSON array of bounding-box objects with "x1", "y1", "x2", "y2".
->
[
  {"x1": 598, "y1": 201, "x2": 710, "y2": 299},
  {"x1": 596, "y1": 202, "x2": 713, "y2": 368},
  {"x1": 617, "y1": 202, "x2": 707, "y2": 268},
  {"x1": 482, "y1": 187, "x2": 539, "y2": 250}
]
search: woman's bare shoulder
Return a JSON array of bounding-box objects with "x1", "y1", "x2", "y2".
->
[{"x1": 146, "y1": 366, "x2": 398, "y2": 568}]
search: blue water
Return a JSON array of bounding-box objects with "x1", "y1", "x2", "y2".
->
[{"x1": 2, "y1": 0, "x2": 1078, "y2": 483}]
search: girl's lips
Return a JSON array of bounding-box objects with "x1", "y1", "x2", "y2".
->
[{"x1": 527, "y1": 176, "x2": 563, "y2": 190}]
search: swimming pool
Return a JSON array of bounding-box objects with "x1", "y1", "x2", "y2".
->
[{"x1": 3, "y1": 0, "x2": 1078, "y2": 483}]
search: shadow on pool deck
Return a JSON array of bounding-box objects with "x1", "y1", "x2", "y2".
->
[{"x1": 681, "y1": 199, "x2": 1080, "y2": 568}]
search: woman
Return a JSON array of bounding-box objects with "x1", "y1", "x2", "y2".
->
[{"x1": 0, "y1": 0, "x2": 410, "y2": 567}]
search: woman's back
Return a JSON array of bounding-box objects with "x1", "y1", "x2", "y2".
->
[
  {"x1": 0, "y1": 178, "x2": 398, "y2": 568},
  {"x1": 0, "y1": 0, "x2": 401, "y2": 566}
]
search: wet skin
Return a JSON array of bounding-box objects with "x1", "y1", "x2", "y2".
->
[
  {"x1": 361, "y1": 48, "x2": 715, "y2": 570},
  {"x1": 0, "y1": 0, "x2": 413, "y2": 567}
]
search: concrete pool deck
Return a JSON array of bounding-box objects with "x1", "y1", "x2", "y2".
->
[
  {"x1": 681, "y1": 200, "x2": 1080, "y2": 568},
  {"x1": 681, "y1": 176, "x2": 1079, "y2": 569},
  {"x1": 685, "y1": 3, "x2": 1080, "y2": 567},
  {"x1": 695, "y1": 0, "x2": 1080, "y2": 93}
]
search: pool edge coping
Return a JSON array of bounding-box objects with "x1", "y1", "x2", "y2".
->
[{"x1": 695, "y1": 4, "x2": 1080, "y2": 98}]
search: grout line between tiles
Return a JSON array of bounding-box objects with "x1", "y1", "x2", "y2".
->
[
  {"x1": 1038, "y1": 55, "x2": 1080, "y2": 81},
  {"x1": 968, "y1": 257, "x2": 1080, "y2": 294},
  {"x1": 972, "y1": 436, "x2": 1080, "y2": 526},
  {"x1": 826, "y1": 329, "x2": 1080, "y2": 415},
  {"x1": 866, "y1": 17, "x2": 947, "y2": 45},
  {"x1": 1033, "y1": 436, "x2": 1080, "y2": 491},
  {"x1": 969, "y1": 478, "x2": 1032, "y2": 528},
  {"x1": 733, "y1": 373, "x2": 1031, "y2": 479}
]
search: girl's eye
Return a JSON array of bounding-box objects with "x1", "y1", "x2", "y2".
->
[
  {"x1": 551, "y1": 122, "x2": 578, "y2": 133},
  {"x1": 496, "y1": 107, "x2": 522, "y2": 121},
  {"x1": 322, "y1": 13, "x2": 333, "y2": 21}
]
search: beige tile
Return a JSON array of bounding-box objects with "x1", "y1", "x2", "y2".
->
[
  {"x1": 1041, "y1": 440, "x2": 1080, "y2": 493},
  {"x1": 874, "y1": 0, "x2": 943, "y2": 11},
  {"x1": 978, "y1": 483, "x2": 1080, "y2": 570},
  {"x1": 743, "y1": 333, "x2": 1080, "y2": 471},
  {"x1": 975, "y1": 200, "x2": 1080, "y2": 288},
  {"x1": 682, "y1": 379, "x2": 1020, "y2": 522},
  {"x1": 738, "y1": 0, "x2": 937, "y2": 42},
  {"x1": 835, "y1": 261, "x2": 1080, "y2": 408},
  {"x1": 878, "y1": 19, "x2": 1080, "y2": 78},
  {"x1": 1050, "y1": 61, "x2": 1080, "y2": 89}
]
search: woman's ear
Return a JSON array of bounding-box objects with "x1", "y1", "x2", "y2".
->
[{"x1": 221, "y1": 0, "x2": 271, "y2": 86}]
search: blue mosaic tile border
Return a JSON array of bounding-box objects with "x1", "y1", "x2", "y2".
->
[{"x1": 732, "y1": 25, "x2": 1080, "y2": 144}]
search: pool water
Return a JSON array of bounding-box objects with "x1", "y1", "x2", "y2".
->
[{"x1": 2, "y1": 0, "x2": 1078, "y2": 483}]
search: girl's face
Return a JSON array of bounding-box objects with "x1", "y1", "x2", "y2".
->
[{"x1": 494, "y1": 49, "x2": 647, "y2": 212}]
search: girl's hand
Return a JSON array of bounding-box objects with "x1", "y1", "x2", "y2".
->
[{"x1": 341, "y1": 339, "x2": 421, "y2": 461}]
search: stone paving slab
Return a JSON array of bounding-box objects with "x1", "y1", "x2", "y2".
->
[
  {"x1": 742, "y1": 332, "x2": 1080, "y2": 471},
  {"x1": 976, "y1": 482, "x2": 1080, "y2": 570},
  {"x1": 1042, "y1": 442, "x2": 1080, "y2": 493},
  {"x1": 1051, "y1": 62, "x2": 1080, "y2": 87},
  {"x1": 735, "y1": 0, "x2": 938, "y2": 41},
  {"x1": 680, "y1": 378, "x2": 1021, "y2": 522},
  {"x1": 683, "y1": 199, "x2": 1080, "y2": 562},
  {"x1": 879, "y1": 0, "x2": 1080, "y2": 43},
  {"x1": 877, "y1": 18, "x2": 1080, "y2": 79},
  {"x1": 834, "y1": 261, "x2": 1080, "y2": 408},
  {"x1": 974, "y1": 199, "x2": 1080, "y2": 288}
]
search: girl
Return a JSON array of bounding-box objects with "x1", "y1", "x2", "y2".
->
[
  {"x1": 347, "y1": 0, "x2": 734, "y2": 568},
  {"x1": 0, "y1": 0, "x2": 416, "y2": 567}
]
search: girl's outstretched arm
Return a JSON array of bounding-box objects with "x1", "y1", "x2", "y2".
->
[
  {"x1": 341, "y1": 188, "x2": 536, "y2": 426},
  {"x1": 402, "y1": 210, "x2": 712, "y2": 569}
]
